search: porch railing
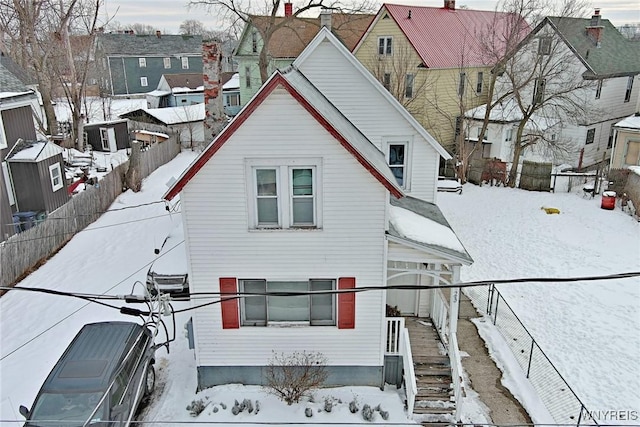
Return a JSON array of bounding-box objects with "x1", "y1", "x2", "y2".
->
[
  {"x1": 430, "y1": 289, "x2": 450, "y2": 344},
  {"x1": 385, "y1": 317, "x2": 417, "y2": 417},
  {"x1": 450, "y1": 332, "x2": 464, "y2": 421}
]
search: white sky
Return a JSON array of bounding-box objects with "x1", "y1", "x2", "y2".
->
[{"x1": 102, "y1": 0, "x2": 640, "y2": 34}]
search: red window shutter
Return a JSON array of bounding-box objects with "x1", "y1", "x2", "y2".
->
[
  {"x1": 338, "y1": 277, "x2": 356, "y2": 329},
  {"x1": 219, "y1": 277, "x2": 239, "y2": 329}
]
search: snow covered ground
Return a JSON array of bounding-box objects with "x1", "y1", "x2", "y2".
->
[
  {"x1": 1, "y1": 151, "x2": 638, "y2": 425},
  {"x1": 439, "y1": 185, "x2": 640, "y2": 420}
]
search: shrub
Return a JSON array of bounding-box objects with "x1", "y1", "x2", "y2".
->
[
  {"x1": 305, "y1": 407, "x2": 314, "y2": 417},
  {"x1": 264, "y1": 351, "x2": 328, "y2": 405},
  {"x1": 362, "y1": 404, "x2": 374, "y2": 422},
  {"x1": 349, "y1": 398, "x2": 359, "y2": 414},
  {"x1": 186, "y1": 399, "x2": 207, "y2": 417},
  {"x1": 324, "y1": 397, "x2": 334, "y2": 413}
]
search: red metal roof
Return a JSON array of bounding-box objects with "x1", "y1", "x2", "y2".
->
[{"x1": 382, "y1": 4, "x2": 528, "y2": 68}]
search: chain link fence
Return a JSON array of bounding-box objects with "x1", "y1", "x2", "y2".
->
[{"x1": 465, "y1": 285, "x2": 599, "y2": 426}]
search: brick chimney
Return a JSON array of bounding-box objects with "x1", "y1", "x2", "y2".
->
[
  {"x1": 444, "y1": 0, "x2": 455, "y2": 10},
  {"x1": 586, "y1": 9, "x2": 604, "y2": 47},
  {"x1": 202, "y1": 40, "x2": 226, "y2": 142},
  {"x1": 156, "y1": 30, "x2": 161, "y2": 38},
  {"x1": 284, "y1": 2, "x2": 293, "y2": 17},
  {"x1": 320, "y1": 8, "x2": 332, "y2": 31}
]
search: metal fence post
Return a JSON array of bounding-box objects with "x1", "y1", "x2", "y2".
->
[
  {"x1": 493, "y1": 294, "x2": 499, "y2": 325},
  {"x1": 526, "y1": 340, "x2": 535, "y2": 378}
]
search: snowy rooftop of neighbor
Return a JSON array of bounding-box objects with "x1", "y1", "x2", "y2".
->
[
  {"x1": 171, "y1": 86, "x2": 204, "y2": 94},
  {"x1": 223, "y1": 73, "x2": 239, "y2": 90},
  {"x1": 134, "y1": 129, "x2": 170, "y2": 138},
  {"x1": 615, "y1": 113, "x2": 640, "y2": 130},
  {"x1": 6, "y1": 140, "x2": 63, "y2": 162},
  {"x1": 120, "y1": 103, "x2": 205, "y2": 125},
  {"x1": 0, "y1": 90, "x2": 34, "y2": 99}
]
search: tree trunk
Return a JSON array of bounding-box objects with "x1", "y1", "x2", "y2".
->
[
  {"x1": 125, "y1": 140, "x2": 142, "y2": 192},
  {"x1": 258, "y1": 44, "x2": 269, "y2": 83},
  {"x1": 507, "y1": 123, "x2": 527, "y2": 187},
  {"x1": 39, "y1": 82, "x2": 58, "y2": 136}
]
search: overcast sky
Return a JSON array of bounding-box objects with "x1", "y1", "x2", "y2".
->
[{"x1": 102, "y1": 0, "x2": 639, "y2": 34}]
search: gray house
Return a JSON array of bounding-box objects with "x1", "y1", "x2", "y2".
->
[
  {"x1": 0, "y1": 61, "x2": 39, "y2": 241},
  {"x1": 94, "y1": 32, "x2": 203, "y2": 96}
]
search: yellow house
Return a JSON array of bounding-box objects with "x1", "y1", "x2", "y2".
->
[
  {"x1": 611, "y1": 113, "x2": 640, "y2": 169},
  {"x1": 353, "y1": 2, "x2": 523, "y2": 157}
]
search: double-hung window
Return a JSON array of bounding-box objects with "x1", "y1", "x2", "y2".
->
[
  {"x1": 49, "y1": 163, "x2": 63, "y2": 192},
  {"x1": 249, "y1": 159, "x2": 321, "y2": 229},
  {"x1": 405, "y1": 74, "x2": 414, "y2": 98},
  {"x1": 538, "y1": 37, "x2": 552, "y2": 55},
  {"x1": 476, "y1": 72, "x2": 483, "y2": 94},
  {"x1": 181, "y1": 57, "x2": 189, "y2": 69},
  {"x1": 100, "y1": 128, "x2": 109, "y2": 150},
  {"x1": 386, "y1": 142, "x2": 410, "y2": 188},
  {"x1": 138, "y1": 58, "x2": 146, "y2": 67},
  {"x1": 163, "y1": 57, "x2": 171, "y2": 69},
  {"x1": 585, "y1": 128, "x2": 595, "y2": 145},
  {"x1": 624, "y1": 76, "x2": 633, "y2": 102},
  {"x1": 378, "y1": 37, "x2": 392, "y2": 56},
  {"x1": 240, "y1": 279, "x2": 336, "y2": 326}
]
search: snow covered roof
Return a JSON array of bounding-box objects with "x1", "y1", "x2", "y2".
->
[
  {"x1": 172, "y1": 86, "x2": 204, "y2": 94},
  {"x1": 134, "y1": 129, "x2": 170, "y2": 138},
  {"x1": 120, "y1": 103, "x2": 205, "y2": 125},
  {"x1": 465, "y1": 99, "x2": 523, "y2": 122},
  {"x1": 5, "y1": 139, "x2": 64, "y2": 162},
  {"x1": 388, "y1": 196, "x2": 473, "y2": 264},
  {"x1": 223, "y1": 73, "x2": 240, "y2": 90},
  {"x1": 147, "y1": 90, "x2": 171, "y2": 97},
  {"x1": 615, "y1": 114, "x2": 640, "y2": 130}
]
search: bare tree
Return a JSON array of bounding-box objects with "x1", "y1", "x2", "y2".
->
[{"x1": 190, "y1": 0, "x2": 375, "y2": 83}]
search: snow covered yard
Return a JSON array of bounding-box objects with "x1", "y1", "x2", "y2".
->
[{"x1": 438, "y1": 185, "x2": 640, "y2": 419}]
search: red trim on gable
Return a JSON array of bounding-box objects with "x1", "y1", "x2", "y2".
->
[
  {"x1": 219, "y1": 277, "x2": 240, "y2": 329},
  {"x1": 338, "y1": 277, "x2": 356, "y2": 329},
  {"x1": 164, "y1": 72, "x2": 402, "y2": 200}
]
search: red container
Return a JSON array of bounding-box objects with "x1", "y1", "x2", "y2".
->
[{"x1": 601, "y1": 191, "x2": 616, "y2": 210}]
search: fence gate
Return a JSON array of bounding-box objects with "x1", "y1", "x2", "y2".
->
[{"x1": 520, "y1": 161, "x2": 552, "y2": 191}]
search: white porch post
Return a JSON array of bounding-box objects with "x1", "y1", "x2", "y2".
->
[{"x1": 448, "y1": 265, "x2": 461, "y2": 341}]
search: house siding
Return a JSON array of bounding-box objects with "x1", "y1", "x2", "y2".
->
[
  {"x1": 9, "y1": 155, "x2": 68, "y2": 213},
  {"x1": 85, "y1": 121, "x2": 130, "y2": 151},
  {"x1": 1, "y1": 106, "x2": 37, "y2": 149},
  {"x1": 182, "y1": 87, "x2": 388, "y2": 381},
  {"x1": 611, "y1": 127, "x2": 640, "y2": 169},
  {"x1": 298, "y1": 41, "x2": 439, "y2": 202}
]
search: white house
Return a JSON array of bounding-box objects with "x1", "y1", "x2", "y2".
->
[
  {"x1": 163, "y1": 28, "x2": 472, "y2": 419},
  {"x1": 465, "y1": 10, "x2": 640, "y2": 170}
]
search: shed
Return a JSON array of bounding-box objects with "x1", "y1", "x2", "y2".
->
[
  {"x1": 5, "y1": 139, "x2": 70, "y2": 214},
  {"x1": 83, "y1": 119, "x2": 130, "y2": 152},
  {"x1": 132, "y1": 129, "x2": 170, "y2": 146}
]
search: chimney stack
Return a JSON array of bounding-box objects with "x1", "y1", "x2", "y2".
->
[
  {"x1": 284, "y1": 2, "x2": 293, "y2": 17},
  {"x1": 586, "y1": 8, "x2": 604, "y2": 48},
  {"x1": 444, "y1": 0, "x2": 455, "y2": 10},
  {"x1": 320, "y1": 8, "x2": 332, "y2": 30},
  {"x1": 156, "y1": 30, "x2": 161, "y2": 38}
]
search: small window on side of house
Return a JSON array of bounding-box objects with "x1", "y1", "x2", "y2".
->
[
  {"x1": 505, "y1": 128, "x2": 513, "y2": 142},
  {"x1": 163, "y1": 57, "x2": 171, "y2": 69},
  {"x1": 382, "y1": 73, "x2": 391, "y2": 90},
  {"x1": 585, "y1": 128, "x2": 595, "y2": 145},
  {"x1": 538, "y1": 36, "x2": 552, "y2": 55},
  {"x1": 140, "y1": 77, "x2": 148, "y2": 87},
  {"x1": 387, "y1": 142, "x2": 408, "y2": 188},
  {"x1": 476, "y1": 71, "x2": 483, "y2": 94},
  {"x1": 608, "y1": 127, "x2": 615, "y2": 149},
  {"x1": 138, "y1": 58, "x2": 146, "y2": 67},
  {"x1": 378, "y1": 37, "x2": 392, "y2": 56},
  {"x1": 624, "y1": 76, "x2": 633, "y2": 102},
  {"x1": 181, "y1": 57, "x2": 189, "y2": 69},
  {"x1": 477, "y1": 127, "x2": 488, "y2": 141},
  {"x1": 49, "y1": 163, "x2": 63, "y2": 192},
  {"x1": 624, "y1": 141, "x2": 640, "y2": 165},
  {"x1": 595, "y1": 80, "x2": 602, "y2": 99},
  {"x1": 245, "y1": 66, "x2": 251, "y2": 88},
  {"x1": 458, "y1": 72, "x2": 466, "y2": 96},
  {"x1": 533, "y1": 78, "x2": 545, "y2": 105},
  {"x1": 252, "y1": 31, "x2": 258, "y2": 53},
  {"x1": 100, "y1": 128, "x2": 109, "y2": 150},
  {"x1": 405, "y1": 74, "x2": 414, "y2": 98}
]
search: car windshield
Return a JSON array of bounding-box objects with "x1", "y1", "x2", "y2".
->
[{"x1": 29, "y1": 391, "x2": 106, "y2": 426}]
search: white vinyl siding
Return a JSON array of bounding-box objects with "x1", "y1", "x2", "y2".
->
[
  {"x1": 182, "y1": 87, "x2": 387, "y2": 366},
  {"x1": 297, "y1": 41, "x2": 439, "y2": 202}
]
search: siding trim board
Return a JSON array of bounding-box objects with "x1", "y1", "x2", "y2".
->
[{"x1": 163, "y1": 72, "x2": 403, "y2": 201}]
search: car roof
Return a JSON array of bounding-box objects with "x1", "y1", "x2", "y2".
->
[{"x1": 41, "y1": 321, "x2": 147, "y2": 393}]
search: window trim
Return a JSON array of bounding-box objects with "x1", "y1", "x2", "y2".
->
[
  {"x1": 163, "y1": 57, "x2": 171, "y2": 69},
  {"x1": 533, "y1": 78, "x2": 545, "y2": 105},
  {"x1": 476, "y1": 71, "x2": 483, "y2": 94},
  {"x1": 100, "y1": 128, "x2": 109, "y2": 150},
  {"x1": 624, "y1": 76, "x2": 633, "y2": 102},
  {"x1": 245, "y1": 65, "x2": 251, "y2": 88},
  {"x1": 49, "y1": 163, "x2": 63, "y2": 192},
  {"x1": 384, "y1": 139, "x2": 412, "y2": 190},
  {"x1": 595, "y1": 79, "x2": 602, "y2": 99},
  {"x1": 181, "y1": 57, "x2": 189, "y2": 69},
  {"x1": 140, "y1": 77, "x2": 148, "y2": 87},
  {"x1": 382, "y1": 73, "x2": 391, "y2": 90},
  {"x1": 538, "y1": 36, "x2": 552, "y2": 55},
  {"x1": 239, "y1": 279, "x2": 336, "y2": 326},
  {"x1": 251, "y1": 31, "x2": 258, "y2": 53},
  {"x1": 378, "y1": 36, "x2": 392, "y2": 56},
  {"x1": 404, "y1": 73, "x2": 415, "y2": 99},
  {"x1": 246, "y1": 158, "x2": 322, "y2": 230},
  {"x1": 138, "y1": 58, "x2": 146, "y2": 68},
  {"x1": 505, "y1": 128, "x2": 513, "y2": 142},
  {"x1": 585, "y1": 128, "x2": 595, "y2": 145}
]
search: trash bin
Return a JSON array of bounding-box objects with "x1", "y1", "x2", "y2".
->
[
  {"x1": 15, "y1": 211, "x2": 37, "y2": 231},
  {"x1": 601, "y1": 191, "x2": 616, "y2": 210}
]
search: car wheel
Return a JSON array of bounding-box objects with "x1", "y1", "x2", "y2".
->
[{"x1": 144, "y1": 365, "x2": 155, "y2": 396}]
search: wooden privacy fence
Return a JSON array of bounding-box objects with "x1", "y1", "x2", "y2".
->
[
  {"x1": 519, "y1": 161, "x2": 552, "y2": 191},
  {"x1": 0, "y1": 139, "x2": 181, "y2": 290}
]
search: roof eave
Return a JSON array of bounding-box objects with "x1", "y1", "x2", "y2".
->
[{"x1": 386, "y1": 233, "x2": 473, "y2": 265}]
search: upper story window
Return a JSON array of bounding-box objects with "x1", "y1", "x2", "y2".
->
[
  {"x1": 538, "y1": 36, "x2": 552, "y2": 55},
  {"x1": 140, "y1": 77, "x2": 148, "y2": 87},
  {"x1": 405, "y1": 74, "x2": 414, "y2": 98},
  {"x1": 138, "y1": 58, "x2": 146, "y2": 67},
  {"x1": 239, "y1": 279, "x2": 336, "y2": 326},
  {"x1": 387, "y1": 141, "x2": 410, "y2": 188},
  {"x1": 476, "y1": 72, "x2": 484, "y2": 94},
  {"x1": 585, "y1": 128, "x2": 595, "y2": 145},
  {"x1": 458, "y1": 72, "x2": 466, "y2": 96},
  {"x1": 181, "y1": 57, "x2": 189, "y2": 69},
  {"x1": 505, "y1": 128, "x2": 513, "y2": 142},
  {"x1": 378, "y1": 36, "x2": 392, "y2": 56},
  {"x1": 251, "y1": 31, "x2": 258, "y2": 53},
  {"x1": 382, "y1": 73, "x2": 391, "y2": 90},
  {"x1": 247, "y1": 159, "x2": 321, "y2": 229},
  {"x1": 163, "y1": 57, "x2": 171, "y2": 69},
  {"x1": 624, "y1": 76, "x2": 633, "y2": 102},
  {"x1": 476, "y1": 127, "x2": 488, "y2": 141},
  {"x1": 245, "y1": 66, "x2": 251, "y2": 88},
  {"x1": 49, "y1": 163, "x2": 63, "y2": 192},
  {"x1": 595, "y1": 80, "x2": 602, "y2": 99},
  {"x1": 533, "y1": 78, "x2": 546, "y2": 105},
  {"x1": 608, "y1": 127, "x2": 615, "y2": 149}
]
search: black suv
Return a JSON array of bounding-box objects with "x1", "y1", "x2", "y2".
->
[{"x1": 20, "y1": 321, "x2": 156, "y2": 427}]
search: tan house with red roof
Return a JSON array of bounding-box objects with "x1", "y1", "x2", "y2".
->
[
  {"x1": 353, "y1": 1, "x2": 527, "y2": 158},
  {"x1": 234, "y1": 7, "x2": 373, "y2": 104}
]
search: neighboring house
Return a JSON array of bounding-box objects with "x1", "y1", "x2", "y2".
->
[
  {"x1": 163, "y1": 28, "x2": 472, "y2": 420},
  {"x1": 611, "y1": 112, "x2": 640, "y2": 169},
  {"x1": 94, "y1": 32, "x2": 203, "y2": 96},
  {"x1": 353, "y1": 1, "x2": 526, "y2": 156},
  {"x1": 467, "y1": 10, "x2": 640, "y2": 170},
  {"x1": 120, "y1": 104, "x2": 205, "y2": 146},
  {"x1": 146, "y1": 73, "x2": 204, "y2": 108},
  {"x1": 223, "y1": 73, "x2": 241, "y2": 117},
  {"x1": 0, "y1": 61, "x2": 39, "y2": 241},
  {"x1": 234, "y1": 8, "x2": 373, "y2": 104},
  {"x1": 5, "y1": 139, "x2": 69, "y2": 220},
  {"x1": 84, "y1": 119, "x2": 130, "y2": 152}
]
